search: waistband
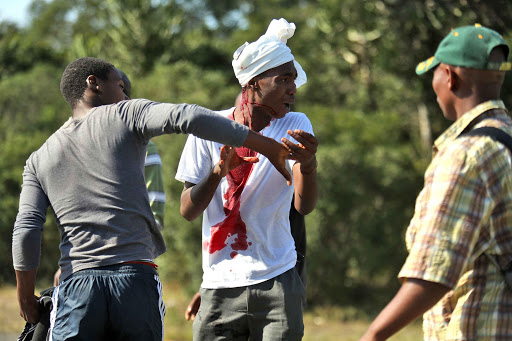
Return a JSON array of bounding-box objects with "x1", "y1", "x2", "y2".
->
[
  {"x1": 71, "y1": 262, "x2": 158, "y2": 277},
  {"x1": 123, "y1": 260, "x2": 158, "y2": 269}
]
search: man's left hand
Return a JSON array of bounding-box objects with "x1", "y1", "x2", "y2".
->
[{"x1": 282, "y1": 130, "x2": 318, "y2": 172}]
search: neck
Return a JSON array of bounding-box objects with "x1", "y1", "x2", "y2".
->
[
  {"x1": 454, "y1": 95, "x2": 500, "y2": 120},
  {"x1": 234, "y1": 104, "x2": 272, "y2": 132},
  {"x1": 453, "y1": 68, "x2": 503, "y2": 120},
  {"x1": 72, "y1": 102, "x2": 95, "y2": 119}
]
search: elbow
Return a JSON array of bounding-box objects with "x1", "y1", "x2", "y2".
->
[
  {"x1": 295, "y1": 199, "x2": 316, "y2": 215},
  {"x1": 180, "y1": 207, "x2": 197, "y2": 222},
  {"x1": 294, "y1": 195, "x2": 318, "y2": 216},
  {"x1": 297, "y1": 206, "x2": 315, "y2": 216}
]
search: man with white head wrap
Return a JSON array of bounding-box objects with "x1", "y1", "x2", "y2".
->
[{"x1": 176, "y1": 18, "x2": 318, "y2": 340}]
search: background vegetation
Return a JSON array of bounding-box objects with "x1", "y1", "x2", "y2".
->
[{"x1": 2, "y1": 0, "x2": 512, "y2": 320}]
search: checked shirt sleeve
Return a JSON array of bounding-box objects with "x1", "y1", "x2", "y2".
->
[{"x1": 399, "y1": 140, "x2": 492, "y2": 288}]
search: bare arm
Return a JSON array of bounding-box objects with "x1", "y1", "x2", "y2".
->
[
  {"x1": 16, "y1": 269, "x2": 40, "y2": 324},
  {"x1": 283, "y1": 130, "x2": 318, "y2": 215},
  {"x1": 359, "y1": 278, "x2": 450, "y2": 341},
  {"x1": 180, "y1": 145, "x2": 259, "y2": 221},
  {"x1": 244, "y1": 130, "x2": 293, "y2": 185}
]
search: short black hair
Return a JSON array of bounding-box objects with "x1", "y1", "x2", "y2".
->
[{"x1": 60, "y1": 57, "x2": 115, "y2": 109}]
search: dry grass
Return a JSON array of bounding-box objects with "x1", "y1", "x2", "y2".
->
[
  {"x1": 1, "y1": 284, "x2": 422, "y2": 341},
  {"x1": 0, "y1": 286, "x2": 26, "y2": 334}
]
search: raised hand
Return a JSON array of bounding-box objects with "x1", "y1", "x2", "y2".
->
[
  {"x1": 213, "y1": 145, "x2": 259, "y2": 178},
  {"x1": 282, "y1": 130, "x2": 318, "y2": 173}
]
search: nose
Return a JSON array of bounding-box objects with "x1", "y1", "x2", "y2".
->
[{"x1": 289, "y1": 81, "x2": 297, "y2": 95}]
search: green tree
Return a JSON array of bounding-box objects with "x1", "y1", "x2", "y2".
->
[{"x1": 0, "y1": 64, "x2": 67, "y2": 284}]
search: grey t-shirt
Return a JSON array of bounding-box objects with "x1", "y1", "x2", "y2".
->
[{"x1": 12, "y1": 99, "x2": 248, "y2": 281}]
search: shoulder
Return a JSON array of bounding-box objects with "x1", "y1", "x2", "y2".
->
[
  {"x1": 285, "y1": 111, "x2": 309, "y2": 121},
  {"x1": 456, "y1": 121, "x2": 512, "y2": 162},
  {"x1": 278, "y1": 111, "x2": 313, "y2": 132},
  {"x1": 437, "y1": 131, "x2": 511, "y2": 178},
  {"x1": 286, "y1": 111, "x2": 311, "y2": 125},
  {"x1": 112, "y1": 98, "x2": 156, "y2": 114}
]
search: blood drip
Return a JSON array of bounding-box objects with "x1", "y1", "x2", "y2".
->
[{"x1": 209, "y1": 110, "x2": 256, "y2": 256}]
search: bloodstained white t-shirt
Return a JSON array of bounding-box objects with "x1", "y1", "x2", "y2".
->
[{"x1": 176, "y1": 108, "x2": 314, "y2": 288}]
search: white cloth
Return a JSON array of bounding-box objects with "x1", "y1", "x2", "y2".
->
[
  {"x1": 176, "y1": 108, "x2": 314, "y2": 288},
  {"x1": 232, "y1": 18, "x2": 307, "y2": 88}
]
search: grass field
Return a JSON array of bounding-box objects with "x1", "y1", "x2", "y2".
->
[{"x1": 1, "y1": 284, "x2": 422, "y2": 340}]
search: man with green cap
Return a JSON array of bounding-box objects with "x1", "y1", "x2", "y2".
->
[{"x1": 360, "y1": 24, "x2": 512, "y2": 341}]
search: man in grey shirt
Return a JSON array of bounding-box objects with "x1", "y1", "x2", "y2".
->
[{"x1": 12, "y1": 57, "x2": 292, "y2": 340}]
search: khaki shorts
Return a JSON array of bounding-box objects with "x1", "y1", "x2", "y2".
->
[{"x1": 193, "y1": 267, "x2": 305, "y2": 341}]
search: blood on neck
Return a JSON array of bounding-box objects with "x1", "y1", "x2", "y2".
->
[{"x1": 237, "y1": 88, "x2": 274, "y2": 131}]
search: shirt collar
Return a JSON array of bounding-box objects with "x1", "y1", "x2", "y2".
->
[{"x1": 433, "y1": 100, "x2": 507, "y2": 154}]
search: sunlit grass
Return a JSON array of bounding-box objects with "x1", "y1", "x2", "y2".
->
[
  {"x1": 0, "y1": 286, "x2": 25, "y2": 334},
  {"x1": 0, "y1": 284, "x2": 422, "y2": 341}
]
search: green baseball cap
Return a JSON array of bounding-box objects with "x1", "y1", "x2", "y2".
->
[{"x1": 416, "y1": 24, "x2": 511, "y2": 75}]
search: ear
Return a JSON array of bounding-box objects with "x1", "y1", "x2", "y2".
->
[
  {"x1": 86, "y1": 75, "x2": 100, "y2": 91},
  {"x1": 247, "y1": 78, "x2": 259, "y2": 91},
  {"x1": 446, "y1": 66, "x2": 459, "y2": 91}
]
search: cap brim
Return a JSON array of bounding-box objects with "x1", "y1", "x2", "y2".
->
[{"x1": 416, "y1": 56, "x2": 440, "y2": 75}]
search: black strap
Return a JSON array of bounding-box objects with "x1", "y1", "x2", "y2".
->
[
  {"x1": 461, "y1": 127, "x2": 512, "y2": 154},
  {"x1": 460, "y1": 126, "x2": 512, "y2": 288}
]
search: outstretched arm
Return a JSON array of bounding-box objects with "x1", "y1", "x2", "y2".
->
[
  {"x1": 127, "y1": 101, "x2": 293, "y2": 184},
  {"x1": 359, "y1": 278, "x2": 450, "y2": 341},
  {"x1": 243, "y1": 130, "x2": 293, "y2": 185}
]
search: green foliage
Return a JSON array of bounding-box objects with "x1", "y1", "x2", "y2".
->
[
  {"x1": 0, "y1": 22, "x2": 60, "y2": 80},
  {"x1": 0, "y1": 64, "x2": 68, "y2": 284},
  {"x1": 134, "y1": 61, "x2": 239, "y2": 109},
  {"x1": 302, "y1": 105, "x2": 424, "y2": 306},
  {"x1": 2, "y1": 0, "x2": 512, "y2": 312}
]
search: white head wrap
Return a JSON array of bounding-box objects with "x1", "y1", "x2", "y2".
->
[{"x1": 232, "y1": 18, "x2": 307, "y2": 88}]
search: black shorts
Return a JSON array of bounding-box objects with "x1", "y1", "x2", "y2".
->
[{"x1": 49, "y1": 263, "x2": 165, "y2": 341}]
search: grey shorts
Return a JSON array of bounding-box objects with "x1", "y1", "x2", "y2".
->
[
  {"x1": 193, "y1": 267, "x2": 305, "y2": 341},
  {"x1": 48, "y1": 263, "x2": 165, "y2": 341}
]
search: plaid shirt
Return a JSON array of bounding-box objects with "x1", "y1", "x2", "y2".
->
[{"x1": 399, "y1": 100, "x2": 512, "y2": 340}]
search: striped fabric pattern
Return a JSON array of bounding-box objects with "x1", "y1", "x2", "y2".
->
[
  {"x1": 155, "y1": 274, "x2": 166, "y2": 341},
  {"x1": 145, "y1": 140, "x2": 166, "y2": 230},
  {"x1": 48, "y1": 285, "x2": 60, "y2": 341},
  {"x1": 399, "y1": 100, "x2": 512, "y2": 340}
]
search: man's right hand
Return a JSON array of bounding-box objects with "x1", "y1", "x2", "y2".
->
[
  {"x1": 185, "y1": 292, "x2": 201, "y2": 321},
  {"x1": 242, "y1": 130, "x2": 293, "y2": 185},
  {"x1": 18, "y1": 294, "x2": 40, "y2": 324},
  {"x1": 16, "y1": 269, "x2": 40, "y2": 324},
  {"x1": 214, "y1": 145, "x2": 259, "y2": 178}
]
